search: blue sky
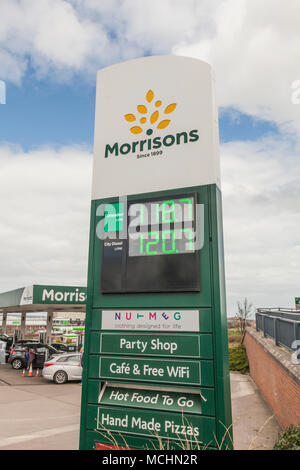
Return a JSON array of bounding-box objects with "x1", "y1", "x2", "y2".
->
[
  {"x1": 0, "y1": 0, "x2": 300, "y2": 315},
  {"x1": 0, "y1": 78, "x2": 279, "y2": 150},
  {"x1": 0, "y1": 77, "x2": 95, "y2": 150}
]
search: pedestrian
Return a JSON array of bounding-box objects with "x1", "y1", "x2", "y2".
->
[
  {"x1": 80, "y1": 345, "x2": 84, "y2": 367},
  {"x1": 27, "y1": 347, "x2": 36, "y2": 370},
  {"x1": 79, "y1": 345, "x2": 84, "y2": 385},
  {"x1": 24, "y1": 347, "x2": 29, "y2": 367}
]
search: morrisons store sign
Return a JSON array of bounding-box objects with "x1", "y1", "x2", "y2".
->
[
  {"x1": 0, "y1": 285, "x2": 87, "y2": 308},
  {"x1": 34, "y1": 285, "x2": 87, "y2": 305},
  {"x1": 39, "y1": 286, "x2": 86, "y2": 304}
]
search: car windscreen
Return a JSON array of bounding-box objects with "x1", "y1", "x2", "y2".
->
[
  {"x1": 56, "y1": 355, "x2": 80, "y2": 363},
  {"x1": 48, "y1": 345, "x2": 60, "y2": 353},
  {"x1": 13, "y1": 344, "x2": 26, "y2": 350}
]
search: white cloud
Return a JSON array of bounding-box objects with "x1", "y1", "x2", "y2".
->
[
  {"x1": 0, "y1": 1, "x2": 300, "y2": 314},
  {"x1": 0, "y1": 0, "x2": 217, "y2": 83},
  {"x1": 221, "y1": 137, "x2": 300, "y2": 314},
  {"x1": 0, "y1": 139, "x2": 299, "y2": 314},
  {"x1": 1, "y1": 0, "x2": 300, "y2": 133},
  {"x1": 0, "y1": 144, "x2": 92, "y2": 289},
  {"x1": 0, "y1": 0, "x2": 106, "y2": 82},
  {"x1": 174, "y1": 0, "x2": 300, "y2": 133}
]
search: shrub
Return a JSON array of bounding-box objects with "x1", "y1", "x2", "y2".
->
[
  {"x1": 229, "y1": 345, "x2": 249, "y2": 374},
  {"x1": 274, "y1": 426, "x2": 300, "y2": 450},
  {"x1": 228, "y1": 328, "x2": 241, "y2": 336},
  {"x1": 228, "y1": 334, "x2": 242, "y2": 345}
]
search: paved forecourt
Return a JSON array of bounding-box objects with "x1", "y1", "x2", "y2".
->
[{"x1": 0, "y1": 369, "x2": 280, "y2": 450}]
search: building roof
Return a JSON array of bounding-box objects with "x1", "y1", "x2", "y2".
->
[{"x1": 0, "y1": 284, "x2": 86, "y2": 313}]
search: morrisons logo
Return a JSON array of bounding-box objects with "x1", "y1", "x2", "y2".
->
[
  {"x1": 105, "y1": 89, "x2": 200, "y2": 158},
  {"x1": 105, "y1": 130, "x2": 199, "y2": 158},
  {"x1": 124, "y1": 89, "x2": 177, "y2": 135},
  {"x1": 42, "y1": 288, "x2": 86, "y2": 303}
]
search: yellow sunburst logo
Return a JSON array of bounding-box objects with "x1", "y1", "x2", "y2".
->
[{"x1": 124, "y1": 90, "x2": 177, "y2": 136}]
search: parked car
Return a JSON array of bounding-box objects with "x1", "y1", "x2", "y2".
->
[
  {"x1": 42, "y1": 352, "x2": 82, "y2": 384},
  {"x1": 51, "y1": 343, "x2": 68, "y2": 352},
  {"x1": 0, "y1": 334, "x2": 13, "y2": 362},
  {"x1": 51, "y1": 343, "x2": 77, "y2": 353},
  {"x1": 8, "y1": 342, "x2": 61, "y2": 370},
  {"x1": 15, "y1": 339, "x2": 39, "y2": 346}
]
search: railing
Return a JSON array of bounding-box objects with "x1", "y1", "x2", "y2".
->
[{"x1": 256, "y1": 309, "x2": 300, "y2": 352}]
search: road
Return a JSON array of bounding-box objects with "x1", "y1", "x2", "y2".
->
[
  {"x1": 0, "y1": 365, "x2": 281, "y2": 450},
  {"x1": 0, "y1": 365, "x2": 80, "y2": 450},
  {"x1": 231, "y1": 371, "x2": 281, "y2": 450}
]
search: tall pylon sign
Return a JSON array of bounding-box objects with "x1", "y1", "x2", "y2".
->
[{"x1": 79, "y1": 56, "x2": 232, "y2": 450}]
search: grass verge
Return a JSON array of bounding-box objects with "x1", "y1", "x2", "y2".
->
[
  {"x1": 274, "y1": 425, "x2": 300, "y2": 450},
  {"x1": 229, "y1": 344, "x2": 249, "y2": 374}
]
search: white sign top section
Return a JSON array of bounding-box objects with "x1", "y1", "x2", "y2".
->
[
  {"x1": 92, "y1": 56, "x2": 220, "y2": 200},
  {"x1": 20, "y1": 285, "x2": 33, "y2": 305},
  {"x1": 101, "y1": 310, "x2": 200, "y2": 332}
]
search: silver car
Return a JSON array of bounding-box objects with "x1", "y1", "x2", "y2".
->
[{"x1": 42, "y1": 352, "x2": 82, "y2": 384}]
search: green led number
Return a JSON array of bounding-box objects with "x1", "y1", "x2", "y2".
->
[
  {"x1": 140, "y1": 232, "x2": 160, "y2": 255},
  {"x1": 182, "y1": 228, "x2": 194, "y2": 251},
  {"x1": 147, "y1": 232, "x2": 160, "y2": 255},
  {"x1": 155, "y1": 203, "x2": 160, "y2": 223},
  {"x1": 162, "y1": 230, "x2": 176, "y2": 254},
  {"x1": 162, "y1": 200, "x2": 175, "y2": 223},
  {"x1": 140, "y1": 233, "x2": 144, "y2": 255},
  {"x1": 140, "y1": 204, "x2": 144, "y2": 225},
  {"x1": 180, "y1": 198, "x2": 193, "y2": 220}
]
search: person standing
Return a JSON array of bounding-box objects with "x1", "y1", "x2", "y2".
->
[
  {"x1": 24, "y1": 347, "x2": 29, "y2": 367},
  {"x1": 80, "y1": 345, "x2": 84, "y2": 367},
  {"x1": 27, "y1": 347, "x2": 36, "y2": 370},
  {"x1": 79, "y1": 345, "x2": 84, "y2": 385}
]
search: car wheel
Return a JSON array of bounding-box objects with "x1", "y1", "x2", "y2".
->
[
  {"x1": 53, "y1": 370, "x2": 68, "y2": 384},
  {"x1": 12, "y1": 358, "x2": 23, "y2": 370}
]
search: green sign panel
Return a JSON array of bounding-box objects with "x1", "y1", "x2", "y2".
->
[
  {"x1": 0, "y1": 284, "x2": 87, "y2": 309},
  {"x1": 98, "y1": 356, "x2": 214, "y2": 386},
  {"x1": 33, "y1": 285, "x2": 87, "y2": 305},
  {"x1": 99, "y1": 385, "x2": 215, "y2": 415},
  {"x1": 80, "y1": 186, "x2": 232, "y2": 450},
  {"x1": 91, "y1": 406, "x2": 216, "y2": 443},
  {"x1": 98, "y1": 332, "x2": 212, "y2": 358}
]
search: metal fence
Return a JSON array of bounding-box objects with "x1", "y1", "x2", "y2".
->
[{"x1": 256, "y1": 308, "x2": 300, "y2": 352}]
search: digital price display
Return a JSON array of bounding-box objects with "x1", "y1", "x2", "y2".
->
[
  {"x1": 100, "y1": 193, "x2": 200, "y2": 293},
  {"x1": 128, "y1": 197, "x2": 195, "y2": 257}
]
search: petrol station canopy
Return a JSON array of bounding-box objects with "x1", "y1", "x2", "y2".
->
[{"x1": 0, "y1": 285, "x2": 87, "y2": 313}]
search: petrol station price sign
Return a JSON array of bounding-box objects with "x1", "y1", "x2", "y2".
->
[{"x1": 79, "y1": 56, "x2": 232, "y2": 450}]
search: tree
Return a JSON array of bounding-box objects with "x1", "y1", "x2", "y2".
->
[{"x1": 236, "y1": 298, "x2": 254, "y2": 336}]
